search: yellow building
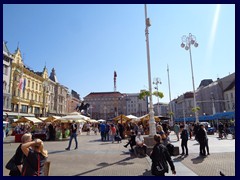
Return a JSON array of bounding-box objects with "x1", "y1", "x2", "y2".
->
[{"x1": 10, "y1": 47, "x2": 49, "y2": 117}]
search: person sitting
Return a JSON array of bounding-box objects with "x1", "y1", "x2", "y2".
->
[
  {"x1": 124, "y1": 131, "x2": 136, "y2": 152},
  {"x1": 134, "y1": 132, "x2": 147, "y2": 157}
]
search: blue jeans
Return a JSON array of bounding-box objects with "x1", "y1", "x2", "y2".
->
[{"x1": 67, "y1": 133, "x2": 78, "y2": 149}]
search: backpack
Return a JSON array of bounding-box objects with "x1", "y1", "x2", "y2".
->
[{"x1": 152, "y1": 144, "x2": 168, "y2": 175}]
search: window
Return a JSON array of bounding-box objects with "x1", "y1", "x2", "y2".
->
[
  {"x1": 36, "y1": 84, "x2": 38, "y2": 91},
  {"x1": 3, "y1": 65, "x2": 8, "y2": 75},
  {"x1": 28, "y1": 80, "x2": 30, "y2": 87},
  {"x1": 32, "y1": 82, "x2": 34, "y2": 89},
  {"x1": 22, "y1": 105, "x2": 28, "y2": 113},
  {"x1": 3, "y1": 81, "x2": 7, "y2": 91}
]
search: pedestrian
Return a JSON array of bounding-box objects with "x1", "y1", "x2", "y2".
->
[
  {"x1": 105, "y1": 122, "x2": 110, "y2": 141},
  {"x1": 196, "y1": 124, "x2": 207, "y2": 156},
  {"x1": 173, "y1": 123, "x2": 180, "y2": 141},
  {"x1": 8, "y1": 133, "x2": 32, "y2": 176},
  {"x1": 203, "y1": 125, "x2": 210, "y2": 155},
  {"x1": 124, "y1": 131, "x2": 136, "y2": 152},
  {"x1": 99, "y1": 122, "x2": 106, "y2": 141},
  {"x1": 135, "y1": 132, "x2": 147, "y2": 156},
  {"x1": 21, "y1": 138, "x2": 48, "y2": 176},
  {"x1": 65, "y1": 120, "x2": 78, "y2": 150},
  {"x1": 109, "y1": 124, "x2": 116, "y2": 143},
  {"x1": 150, "y1": 134, "x2": 176, "y2": 176},
  {"x1": 180, "y1": 125, "x2": 189, "y2": 156}
]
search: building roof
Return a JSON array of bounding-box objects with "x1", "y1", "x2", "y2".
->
[
  {"x1": 85, "y1": 92, "x2": 123, "y2": 98},
  {"x1": 49, "y1": 68, "x2": 58, "y2": 83},
  {"x1": 224, "y1": 79, "x2": 235, "y2": 92},
  {"x1": 3, "y1": 41, "x2": 10, "y2": 55},
  {"x1": 198, "y1": 79, "x2": 213, "y2": 88}
]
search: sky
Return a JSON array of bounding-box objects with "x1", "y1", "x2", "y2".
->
[{"x1": 3, "y1": 4, "x2": 235, "y2": 104}]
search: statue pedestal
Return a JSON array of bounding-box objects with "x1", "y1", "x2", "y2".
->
[{"x1": 143, "y1": 135, "x2": 156, "y2": 155}]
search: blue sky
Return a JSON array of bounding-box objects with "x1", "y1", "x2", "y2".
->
[{"x1": 3, "y1": 4, "x2": 235, "y2": 103}]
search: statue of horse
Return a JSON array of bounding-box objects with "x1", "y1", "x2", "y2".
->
[{"x1": 75, "y1": 102, "x2": 90, "y2": 115}]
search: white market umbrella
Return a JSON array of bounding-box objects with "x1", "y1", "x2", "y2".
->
[
  {"x1": 97, "y1": 119, "x2": 106, "y2": 123},
  {"x1": 54, "y1": 114, "x2": 90, "y2": 122}
]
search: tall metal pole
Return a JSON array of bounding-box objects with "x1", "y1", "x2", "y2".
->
[
  {"x1": 153, "y1": 78, "x2": 161, "y2": 116},
  {"x1": 183, "y1": 97, "x2": 186, "y2": 125},
  {"x1": 189, "y1": 45, "x2": 198, "y2": 123},
  {"x1": 144, "y1": 4, "x2": 156, "y2": 136},
  {"x1": 167, "y1": 65, "x2": 173, "y2": 127},
  {"x1": 181, "y1": 33, "x2": 199, "y2": 123}
]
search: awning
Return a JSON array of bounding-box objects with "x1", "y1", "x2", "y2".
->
[
  {"x1": 213, "y1": 111, "x2": 235, "y2": 119},
  {"x1": 15, "y1": 117, "x2": 42, "y2": 124},
  {"x1": 3, "y1": 112, "x2": 35, "y2": 117}
]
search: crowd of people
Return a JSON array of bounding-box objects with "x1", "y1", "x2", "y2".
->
[{"x1": 5, "y1": 118, "x2": 235, "y2": 176}]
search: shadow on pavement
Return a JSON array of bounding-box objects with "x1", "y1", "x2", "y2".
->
[
  {"x1": 73, "y1": 156, "x2": 134, "y2": 176},
  {"x1": 172, "y1": 155, "x2": 187, "y2": 162},
  {"x1": 191, "y1": 156, "x2": 206, "y2": 164},
  {"x1": 48, "y1": 150, "x2": 69, "y2": 154}
]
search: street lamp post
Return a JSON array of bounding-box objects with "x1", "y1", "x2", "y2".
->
[
  {"x1": 153, "y1": 77, "x2": 162, "y2": 116},
  {"x1": 181, "y1": 33, "x2": 199, "y2": 123},
  {"x1": 43, "y1": 81, "x2": 49, "y2": 117},
  {"x1": 144, "y1": 4, "x2": 156, "y2": 136}
]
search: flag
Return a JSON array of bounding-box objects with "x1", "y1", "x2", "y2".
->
[
  {"x1": 23, "y1": 78, "x2": 26, "y2": 91},
  {"x1": 18, "y1": 77, "x2": 23, "y2": 90},
  {"x1": 18, "y1": 77, "x2": 26, "y2": 91}
]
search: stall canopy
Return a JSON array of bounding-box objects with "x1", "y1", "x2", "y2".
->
[
  {"x1": 113, "y1": 114, "x2": 130, "y2": 124},
  {"x1": 126, "y1": 115, "x2": 140, "y2": 123},
  {"x1": 139, "y1": 114, "x2": 160, "y2": 122},
  {"x1": 15, "y1": 117, "x2": 43, "y2": 124},
  {"x1": 54, "y1": 113, "x2": 90, "y2": 123},
  {"x1": 43, "y1": 116, "x2": 61, "y2": 123}
]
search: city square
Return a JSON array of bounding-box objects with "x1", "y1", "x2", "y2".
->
[
  {"x1": 3, "y1": 4, "x2": 235, "y2": 177},
  {"x1": 3, "y1": 131, "x2": 235, "y2": 176}
]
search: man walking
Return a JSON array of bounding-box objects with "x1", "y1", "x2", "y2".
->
[
  {"x1": 65, "y1": 120, "x2": 78, "y2": 150},
  {"x1": 180, "y1": 125, "x2": 189, "y2": 156}
]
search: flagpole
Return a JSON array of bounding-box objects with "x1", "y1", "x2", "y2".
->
[{"x1": 17, "y1": 65, "x2": 23, "y2": 120}]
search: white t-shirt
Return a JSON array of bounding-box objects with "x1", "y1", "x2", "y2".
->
[{"x1": 135, "y1": 135, "x2": 144, "y2": 145}]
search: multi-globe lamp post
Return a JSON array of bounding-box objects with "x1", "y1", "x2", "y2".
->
[{"x1": 181, "y1": 33, "x2": 199, "y2": 123}]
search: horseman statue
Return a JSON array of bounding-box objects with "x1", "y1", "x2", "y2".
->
[{"x1": 75, "y1": 101, "x2": 90, "y2": 116}]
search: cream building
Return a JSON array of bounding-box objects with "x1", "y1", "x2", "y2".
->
[{"x1": 10, "y1": 47, "x2": 48, "y2": 117}]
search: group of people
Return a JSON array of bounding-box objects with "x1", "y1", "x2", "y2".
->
[
  {"x1": 173, "y1": 122, "x2": 210, "y2": 157},
  {"x1": 8, "y1": 133, "x2": 48, "y2": 176}
]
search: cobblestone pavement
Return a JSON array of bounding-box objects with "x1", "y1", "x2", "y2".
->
[{"x1": 3, "y1": 131, "x2": 235, "y2": 176}]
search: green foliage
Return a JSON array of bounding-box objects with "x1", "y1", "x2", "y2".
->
[
  {"x1": 152, "y1": 91, "x2": 164, "y2": 98},
  {"x1": 192, "y1": 106, "x2": 200, "y2": 112},
  {"x1": 138, "y1": 90, "x2": 164, "y2": 100}
]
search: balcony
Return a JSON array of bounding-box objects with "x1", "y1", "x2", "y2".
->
[{"x1": 29, "y1": 100, "x2": 35, "y2": 105}]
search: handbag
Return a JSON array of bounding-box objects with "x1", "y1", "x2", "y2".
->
[{"x1": 5, "y1": 154, "x2": 18, "y2": 171}]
